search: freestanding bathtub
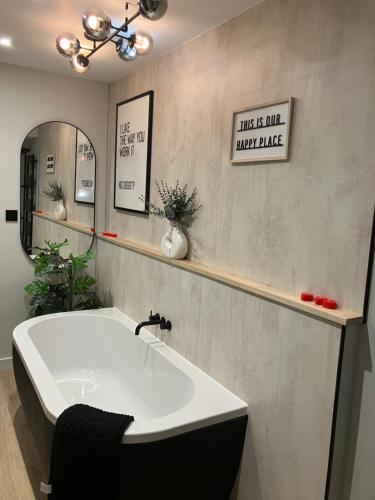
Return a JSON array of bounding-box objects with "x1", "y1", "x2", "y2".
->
[{"x1": 13, "y1": 307, "x2": 248, "y2": 500}]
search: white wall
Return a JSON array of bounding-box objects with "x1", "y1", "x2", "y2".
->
[{"x1": 0, "y1": 63, "x2": 108, "y2": 362}]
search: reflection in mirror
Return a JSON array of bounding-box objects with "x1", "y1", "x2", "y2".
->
[{"x1": 20, "y1": 122, "x2": 95, "y2": 260}]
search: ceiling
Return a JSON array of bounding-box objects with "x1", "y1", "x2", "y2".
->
[{"x1": 0, "y1": 0, "x2": 261, "y2": 83}]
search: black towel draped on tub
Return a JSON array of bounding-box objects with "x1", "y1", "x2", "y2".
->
[{"x1": 48, "y1": 404, "x2": 134, "y2": 500}]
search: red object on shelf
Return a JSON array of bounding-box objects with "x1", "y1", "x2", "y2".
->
[
  {"x1": 35, "y1": 209, "x2": 43, "y2": 214},
  {"x1": 314, "y1": 296, "x2": 327, "y2": 305},
  {"x1": 322, "y1": 298, "x2": 337, "y2": 309},
  {"x1": 90, "y1": 227, "x2": 95, "y2": 233},
  {"x1": 102, "y1": 232, "x2": 118, "y2": 238},
  {"x1": 300, "y1": 292, "x2": 314, "y2": 301}
]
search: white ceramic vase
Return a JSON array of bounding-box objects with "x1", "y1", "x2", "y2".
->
[
  {"x1": 54, "y1": 199, "x2": 67, "y2": 221},
  {"x1": 161, "y1": 222, "x2": 188, "y2": 259}
]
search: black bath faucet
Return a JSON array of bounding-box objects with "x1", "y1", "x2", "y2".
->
[{"x1": 135, "y1": 311, "x2": 172, "y2": 336}]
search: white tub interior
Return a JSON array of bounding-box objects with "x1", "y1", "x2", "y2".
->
[{"x1": 29, "y1": 315, "x2": 195, "y2": 419}]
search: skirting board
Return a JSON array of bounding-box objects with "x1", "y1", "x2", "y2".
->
[{"x1": 0, "y1": 357, "x2": 13, "y2": 370}]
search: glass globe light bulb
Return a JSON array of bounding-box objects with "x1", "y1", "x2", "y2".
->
[
  {"x1": 117, "y1": 39, "x2": 137, "y2": 62},
  {"x1": 87, "y1": 15, "x2": 100, "y2": 30},
  {"x1": 70, "y1": 53, "x2": 90, "y2": 74},
  {"x1": 56, "y1": 32, "x2": 80, "y2": 58},
  {"x1": 138, "y1": 0, "x2": 168, "y2": 20},
  {"x1": 82, "y1": 8, "x2": 111, "y2": 40},
  {"x1": 134, "y1": 31, "x2": 153, "y2": 56}
]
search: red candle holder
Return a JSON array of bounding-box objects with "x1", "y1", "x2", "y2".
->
[
  {"x1": 300, "y1": 292, "x2": 314, "y2": 301},
  {"x1": 322, "y1": 298, "x2": 337, "y2": 310},
  {"x1": 314, "y1": 296, "x2": 327, "y2": 306}
]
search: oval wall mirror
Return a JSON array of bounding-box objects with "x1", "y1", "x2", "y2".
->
[{"x1": 20, "y1": 121, "x2": 96, "y2": 260}]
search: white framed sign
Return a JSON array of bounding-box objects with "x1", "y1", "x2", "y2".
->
[
  {"x1": 230, "y1": 97, "x2": 295, "y2": 164},
  {"x1": 46, "y1": 153, "x2": 55, "y2": 173},
  {"x1": 114, "y1": 90, "x2": 154, "y2": 214},
  {"x1": 75, "y1": 129, "x2": 95, "y2": 205}
]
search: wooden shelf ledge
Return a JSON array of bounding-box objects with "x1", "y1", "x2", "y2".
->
[
  {"x1": 32, "y1": 211, "x2": 93, "y2": 237},
  {"x1": 97, "y1": 233, "x2": 363, "y2": 327}
]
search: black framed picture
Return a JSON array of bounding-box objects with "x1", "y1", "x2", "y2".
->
[
  {"x1": 75, "y1": 129, "x2": 95, "y2": 205},
  {"x1": 114, "y1": 90, "x2": 154, "y2": 214}
]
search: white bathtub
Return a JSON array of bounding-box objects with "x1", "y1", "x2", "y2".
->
[{"x1": 13, "y1": 307, "x2": 247, "y2": 444}]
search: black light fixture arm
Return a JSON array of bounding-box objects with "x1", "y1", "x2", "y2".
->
[
  {"x1": 87, "y1": 11, "x2": 141, "y2": 59},
  {"x1": 79, "y1": 45, "x2": 96, "y2": 52}
]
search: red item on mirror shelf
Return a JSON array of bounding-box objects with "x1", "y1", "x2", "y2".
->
[{"x1": 102, "y1": 232, "x2": 118, "y2": 238}]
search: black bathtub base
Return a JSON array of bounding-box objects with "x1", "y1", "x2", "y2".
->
[{"x1": 13, "y1": 344, "x2": 247, "y2": 500}]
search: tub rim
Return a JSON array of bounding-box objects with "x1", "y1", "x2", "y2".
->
[{"x1": 13, "y1": 307, "x2": 247, "y2": 443}]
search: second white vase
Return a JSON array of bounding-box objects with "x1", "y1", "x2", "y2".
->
[
  {"x1": 161, "y1": 222, "x2": 188, "y2": 259},
  {"x1": 54, "y1": 199, "x2": 67, "y2": 221}
]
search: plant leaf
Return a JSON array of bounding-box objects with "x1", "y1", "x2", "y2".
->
[
  {"x1": 72, "y1": 275, "x2": 96, "y2": 294},
  {"x1": 24, "y1": 280, "x2": 49, "y2": 296}
]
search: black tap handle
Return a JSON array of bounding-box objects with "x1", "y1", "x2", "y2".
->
[
  {"x1": 160, "y1": 318, "x2": 172, "y2": 331},
  {"x1": 149, "y1": 311, "x2": 160, "y2": 321}
]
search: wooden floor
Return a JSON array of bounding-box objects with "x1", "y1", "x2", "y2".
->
[{"x1": 0, "y1": 370, "x2": 44, "y2": 500}]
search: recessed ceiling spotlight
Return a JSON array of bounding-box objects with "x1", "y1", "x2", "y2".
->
[{"x1": 0, "y1": 36, "x2": 12, "y2": 48}]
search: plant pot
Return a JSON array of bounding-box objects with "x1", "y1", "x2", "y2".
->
[
  {"x1": 161, "y1": 222, "x2": 188, "y2": 259},
  {"x1": 54, "y1": 199, "x2": 67, "y2": 221}
]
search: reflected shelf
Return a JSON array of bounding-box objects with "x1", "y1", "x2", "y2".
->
[{"x1": 32, "y1": 211, "x2": 93, "y2": 236}]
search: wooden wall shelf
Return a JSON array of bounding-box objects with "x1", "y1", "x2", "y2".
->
[
  {"x1": 32, "y1": 212, "x2": 93, "y2": 237},
  {"x1": 97, "y1": 233, "x2": 363, "y2": 327}
]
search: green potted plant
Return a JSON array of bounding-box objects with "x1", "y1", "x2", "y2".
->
[
  {"x1": 142, "y1": 180, "x2": 202, "y2": 259},
  {"x1": 43, "y1": 179, "x2": 66, "y2": 220},
  {"x1": 25, "y1": 239, "x2": 102, "y2": 316}
]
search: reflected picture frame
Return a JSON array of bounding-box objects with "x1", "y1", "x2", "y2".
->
[{"x1": 75, "y1": 129, "x2": 96, "y2": 205}]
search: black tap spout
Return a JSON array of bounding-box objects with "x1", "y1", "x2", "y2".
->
[
  {"x1": 135, "y1": 313, "x2": 172, "y2": 336},
  {"x1": 135, "y1": 319, "x2": 163, "y2": 336}
]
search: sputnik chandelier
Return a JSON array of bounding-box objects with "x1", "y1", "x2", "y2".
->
[{"x1": 56, "y1": 0, "x2": 168, "y2": 73}]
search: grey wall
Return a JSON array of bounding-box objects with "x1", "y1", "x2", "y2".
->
[
  {"x1": 97, "y1": 241, "x2": 342, "y2": 500},
  {"x1": 96, "y1": 0, "x2": 375, "y2": 498},
  {"x1": 0, "y1": 63, "x2": 108, "y2": 362},
  {"x1": 104, "y1": 0, "x2": 375, "y2": 314}
]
